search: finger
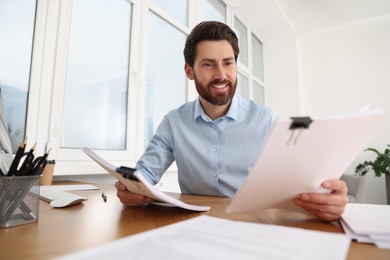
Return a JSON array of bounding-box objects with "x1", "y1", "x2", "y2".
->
[
  {"x1": 299, "y1": 192, "x2": 348, "y2": 206},
  {"x1": 295, "y1": 197, "x2": 346, "y2": 215},
  {"x1": 116, "y1": 189, "x2": 152, "y2": 206},
  {"x1": 294, "y1": 194, "x2": 346, "y2": 222},
  {"x1": 301, "y1": 207, "x2": 342, "y2": 222},
  {"x1": 322, "y1": 179, "x2": 348, "y2": 195},
  {"x1": 115, "y1": 181, "x2": 126, "y2": 191}
]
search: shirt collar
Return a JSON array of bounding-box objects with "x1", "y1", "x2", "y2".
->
[{"x1": 194, "y1": 95, "x2": 239, "y2": 122}]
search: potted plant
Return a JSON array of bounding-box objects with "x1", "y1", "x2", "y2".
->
[{"x1": 355, "y1": 144, "x2": 390, "y2": 204}]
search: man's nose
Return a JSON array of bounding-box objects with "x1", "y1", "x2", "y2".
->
[{"x1": 213, "y1": 64, "x2": 227, "y2": 79}]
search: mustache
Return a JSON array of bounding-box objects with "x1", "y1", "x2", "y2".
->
[{"x1": 208, "y1": 79, "x2": 233, "y2": 86}]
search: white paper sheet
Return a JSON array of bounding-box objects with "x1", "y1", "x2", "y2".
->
[
  {"x1": 342, "y1": 203, "x2": 390, "y2": 235},
  {"x1": 227, "y1": 108, "x2": 386, "y2": 213},
  {"x1": 341, "y1": 203, "x2": 390, "y2": 249},
  {"x1": 83, "y1": 147, "x2": 210, "y2": 212},
  {"x1": 40, "y1": 185, "x2": 98, "y2": 191},
  {"x1": 55, "y1": 215, "x2": 351, "y2": 260}
]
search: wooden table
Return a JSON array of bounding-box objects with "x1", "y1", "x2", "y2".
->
[{"x1": 1, "y1": 183, "x2": 389, "y2": 259}]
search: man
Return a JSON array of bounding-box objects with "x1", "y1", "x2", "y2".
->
[{"x1": 116, "y1": 21, "x2": 348, "y2": 222}]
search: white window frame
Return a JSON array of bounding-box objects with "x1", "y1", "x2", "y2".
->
[
  {"x1": 24, "y1": 0, "x2": 267, "y2": 175},
  {"x1": 233, "y1": 11, "x2": 267, "y2": 105}
]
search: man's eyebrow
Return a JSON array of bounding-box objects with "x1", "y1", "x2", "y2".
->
[
  {"x1": 199, "y1": 57, "x2": 235, "y2": 62},
  {"x1": 199, "y1": 58, "x2": 217, "y2": 63},
  {"x1": 223, "y1": 57, "x2": 235, "y2": 62}
]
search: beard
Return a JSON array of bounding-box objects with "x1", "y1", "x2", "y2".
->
[{"x1": 193, "y1": 76, "x2": 237, "y2": 106}]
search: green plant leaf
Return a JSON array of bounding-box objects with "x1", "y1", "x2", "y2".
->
[{"x1": 355, "y1": 145, "x2": 390, "y2": 177}]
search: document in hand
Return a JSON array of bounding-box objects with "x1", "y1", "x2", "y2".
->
[
  {"x1": 83, "y1": 147, "x2": 210, "y2": 212},
  {"x1": 227, "y1": 108, "x2": 386, "y2": 214}
]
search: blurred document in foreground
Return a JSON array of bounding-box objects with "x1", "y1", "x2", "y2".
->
[{"x1": 56, "y1": 215, "x2": 350, "y2": 260}]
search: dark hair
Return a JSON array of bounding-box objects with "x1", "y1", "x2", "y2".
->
[{"x1": 183, "y1": 21, "x2": 239, "y2": 67}]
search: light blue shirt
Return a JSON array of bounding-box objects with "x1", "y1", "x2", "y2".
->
[{"x1": 136, "y1": 95, "x2": 275, "y2": 198}]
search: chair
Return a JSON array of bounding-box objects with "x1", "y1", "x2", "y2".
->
[{"x1": 340, "y1": 174, "x2": 365, "y2": 203}]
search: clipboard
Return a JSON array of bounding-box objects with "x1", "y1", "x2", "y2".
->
[
  {"x1": 226, "y1": 108, "x2": 386, "y2": 214},
  {"x1": 83, "y1": 147, "x2": 210, "y2": 212}
]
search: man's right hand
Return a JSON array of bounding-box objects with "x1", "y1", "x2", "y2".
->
[{"x1": 115, "y1": 181, "x2": 153, "y2": 206}]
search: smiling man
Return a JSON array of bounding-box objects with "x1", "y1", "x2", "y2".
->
[{"x1": 115, "y1": 21, "x2": 348, "y2": 222}]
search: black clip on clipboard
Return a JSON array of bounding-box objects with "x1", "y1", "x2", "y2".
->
[
  {"x1": 116, "y1": 166, "x2": 139, "y2": 182},
  {"x1": 287, "y1": 117, "x2": 313, "y2": 145},
  {"x1": 289, "y1": 117, "x2": 313, "y2": 130}
]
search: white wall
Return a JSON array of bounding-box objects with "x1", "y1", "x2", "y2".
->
[
  {"x1": 297, "y1": 14, "x2": 390, "y2": 204},
  {"x1": 231, "y1": 0, "x2": 302, "y2": 117}
]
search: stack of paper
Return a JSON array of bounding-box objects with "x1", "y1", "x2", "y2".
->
[
  {"x1": 56, "y1": 215, "x2": 350, "y2": 260},
  {"x1": 341, "y1": 203, "x2": 390, "y2": 249}
]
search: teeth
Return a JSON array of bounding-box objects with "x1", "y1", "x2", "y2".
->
[{"x1": 213, "y1": 84, "x2": 226, "y2": 89}]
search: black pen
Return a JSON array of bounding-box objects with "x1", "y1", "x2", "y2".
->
[
  {"x1": 102, "y1": 192, "x2": 107, "y2": 202},
  {"x1": 31, "y1": 148, "x2": 51, "y2": 176},
  {"x1": 17, "y1": 143, "x2": 36, "y2": 176},
  {"x1": 7, "y1": 138, "x2": 27, "y2": 176}
]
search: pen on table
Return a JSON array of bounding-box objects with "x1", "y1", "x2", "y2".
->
[
  {"x1": 102, "y1": 192, "x2": 107, "y2": 202},
  {"x1": 7, "y1": 138, "x2": 27, "y2": 176}
]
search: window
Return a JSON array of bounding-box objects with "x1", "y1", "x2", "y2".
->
[
  {"x1": 205, "y1": 0, "x2": 226, "y2": 22},
  {"x1": 253, "y1": 80, "x2": 265, "y2": 105},
  {"x1": 234, "y1": 17, "x2": 248, "y2": 67},
  {"x1": 145, "y1": 11, "x2": 187, "y2": 144},
  {"x1": 8, "y1": 0, "x2": 267, "y2": 175},
  {"x1": 251, "y1": 34, "x2": 265, "y2": 104},
  {"x1": 62, "y1": 0, "x2": 132, "y2": 150},
  {"x1": 252, "y1": 34, "x2": 264, "y2": 82},
  {"x1": 237, "y1": 72, "x2": 249, "y2": 98},
  {"x1": 149, "y1": 0, "x2": 189, "y2": 26},
  {"x1": 0, "y1": 0, "x2": 36, "y2": 152},
  {"x1": 233, "y1": 14, "x2": 266, "y2": 105}
]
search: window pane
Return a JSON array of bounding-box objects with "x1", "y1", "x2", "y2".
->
[
  {"x1": 150, "y1": 0, "x2": 188, "y2": 26},
  {"x1": 237, "y1": 73, "x2": 249, "y2": 98},
  {"x1": 0, "y1": 0, "x2": 36, "y2": 153},
  {"x1": 205, "y1": 0, "x2": 226, "y2": 23},
  {"x1": 253, "y1": 80, "x2": 265, "y2": 105},
  {"x1": 252, "y1": 34, "x2": 264, "y2": 81},
  {"x1": 234, "y1": 17, "x2": 248, "y2": 67},
  {"x1": 146, "y1": 12, "x2": 186, "y2": 144},
  {"x1": 62, "y1": 0, "x2": 132, "y2": 150}
]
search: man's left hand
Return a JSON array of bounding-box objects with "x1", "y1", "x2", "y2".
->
[{"x1": 293, "y1": 179, "x2": 348, "y2": 222}]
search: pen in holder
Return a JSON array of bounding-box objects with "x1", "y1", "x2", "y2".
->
[{"x1": 0, "y1": 176, "x2": 40, "y2": 228}]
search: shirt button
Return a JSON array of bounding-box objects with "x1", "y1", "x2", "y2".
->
[
  {"x1": 213, "y1": 172, "x2": 217, "y2": 177},
  {"x1": 213, "y1": 148, "x2": 217, "y2": 152}
]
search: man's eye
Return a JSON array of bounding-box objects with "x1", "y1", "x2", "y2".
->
[{"x1": 203, "y1": 63, "x2": 212, "y2": 67}]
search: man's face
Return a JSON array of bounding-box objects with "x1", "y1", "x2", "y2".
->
[{"x1": 185, "y1": 40, "x2": 237, "y2": 106}]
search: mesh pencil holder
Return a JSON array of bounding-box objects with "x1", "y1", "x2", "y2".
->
[{"x1": 0, "y1": 176, "x2": 40, "y2": 228}]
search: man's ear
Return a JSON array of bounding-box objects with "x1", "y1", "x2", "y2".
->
[{"x1": 184, "y1": 63, "x2": 194, "y2": 80}]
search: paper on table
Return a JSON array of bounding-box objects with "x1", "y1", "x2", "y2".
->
[
  {"x1": 55, "y1": 215, "x2": 351, "y2": 260},
  {"x1": 40, "y1": 185, "x2": 98, "y2": 191},
  {"x1": 341, "y1": 203, "x2": 390, "y2": 249},
  {"x1": 341, "y1": 203, "x2": 390, "y2": 235},
  {"x1": 227, "y1": 108, "x2": 386, "y2": 213},
  {"x1": 340, "y1": 219, "x2": 373, "y2": 243},
  {"x1": 83, "y1": 147, "x2": 209, "y2": 212}
]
